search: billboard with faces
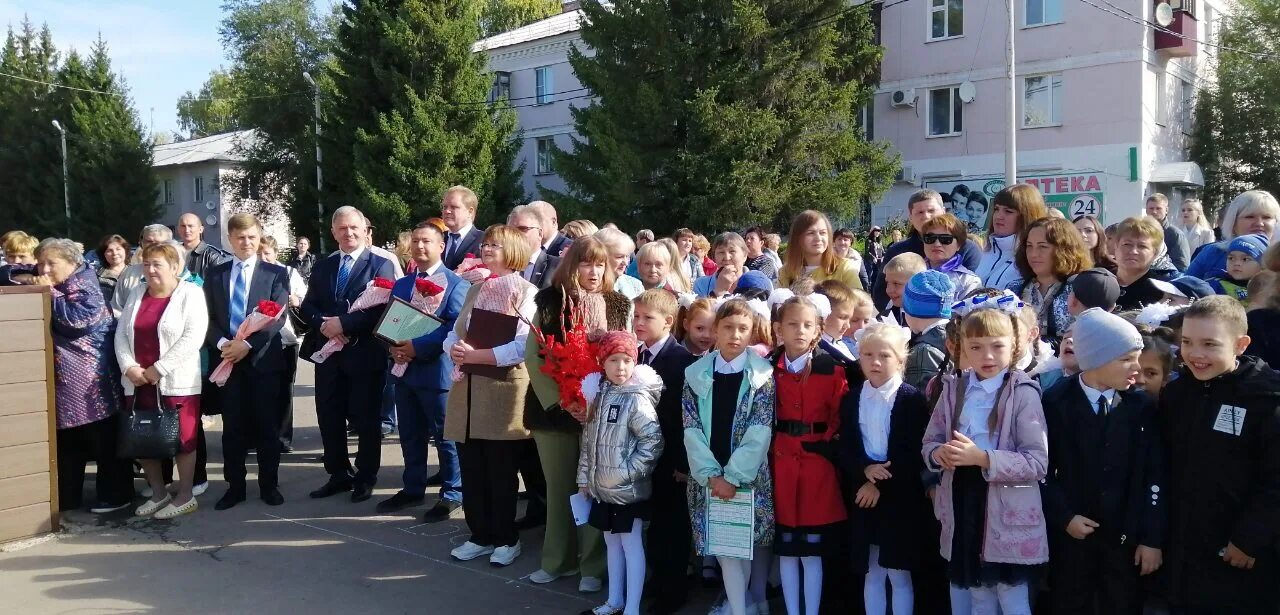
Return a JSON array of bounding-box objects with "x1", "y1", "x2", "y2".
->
[{"x1": 924, "y1": 172, "x2": 1106, "y2": 233}]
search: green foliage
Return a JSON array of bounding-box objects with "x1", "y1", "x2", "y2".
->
[
  {"x1": 1190, "y1": 0, "x2": 1280, "y2": 215},
  {"x1": 327, "y1": 0, "x2": 521, "y2": 236},
  {"x1": 545, "y1": 0, "x2": 898, "y2": 234},
  {"x1": 481, "y1": 0, "x2": 562, "y2": 38},
  {"x1": 176, "y1": 70, "x2": 243, "y2": 139},
  {"x1": 0, "y1": 22, "x2": 157, "y2": 243}
]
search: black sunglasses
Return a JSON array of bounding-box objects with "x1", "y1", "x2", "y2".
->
[{"x1": 922, "y1": 233, "x2": 956, "y2": 246}]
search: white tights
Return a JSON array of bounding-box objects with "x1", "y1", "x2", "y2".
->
[
  {"x1": 949, "y1": 580, "x2": 1030, "y2": 615},
  {"x1": 864, "y1": 545, "x2": 913, "y2": 615},
  {"x1": 779, "y1": 555, "x2": 822, "y2": 615},
  {"x1": 601, "y1": 519, "x2": 646, "y2": 615},
  {"x1": 718, "y1": 556, "x2": 753, "y2": 615}
]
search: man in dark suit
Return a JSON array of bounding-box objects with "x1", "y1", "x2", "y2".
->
[
  {"x1": 441, "y1": 185, "x2": 485, "y2": 270},
  {"x1": 530, "y1": 201, "x2": 570, "y2": 257},
  {"x1": 508, "y1": 204, "x2": 559, "y2": 289},
  {"x1": 632, "y1": 289, "x2": 698, "y2": 614},
  {"x1": 301, "y1": 205, "x2": 399, "y2": 503},
  {"x1": 376, "y1": 220, "x2": 470, "y2": 522},
  {"x1": 203, "y1": 213, "x2": 291, "y2": 510}
]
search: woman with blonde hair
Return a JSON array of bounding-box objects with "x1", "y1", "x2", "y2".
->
[
  {"x1": 1177, "y1": 198, "x2": 1215, "y2": 254},
  {"x1": 779, "y1": 210, "x2": 863, "y2": 289},
  {"x1": 562, "y1": 219, "x2": 600, "y2": 240},
  {"x1": 634, "y1": 239, "x2": 690, "y2": 293},
  {"x1": 1187, "y1": 190, "x2": 1280, "y2": 280}
]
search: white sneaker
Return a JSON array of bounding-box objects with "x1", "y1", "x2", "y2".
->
[
  {"x1": 489, "y1": 542, "x2": 522, "y2": 567},
  {"x1": 192, "y1": 481, "x2": 209, "y2": 497},
  {"x1": 450, "y1": 541, "x2": 495, "y2": 561},
  {"x1": 578, "y1": 575, "x2": 603, "y2": 593},
  {"x1": 528, "y1": 568, "x2": 577, "y2": 584}
]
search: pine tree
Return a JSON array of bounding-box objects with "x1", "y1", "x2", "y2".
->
[
  {"x1": 331, "y1": 0, "x2": 519, "y2": 233},
  {"x1": 546, "y1": 0, "x2": 897, "y2": 232},
  {"x1": 0, "y1": 20, "x2": 63, "y2": 237}
]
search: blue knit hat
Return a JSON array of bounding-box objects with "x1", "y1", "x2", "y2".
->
[
  {"x1": 1227, "y1": 233, "x2": 1269, "y2": 263},
  {"x1": 902, "y1": 270, "x2": 955, "y2": 319},
  {"x1": 734, "y1": 270, "x2": 774, "y2": 295}
]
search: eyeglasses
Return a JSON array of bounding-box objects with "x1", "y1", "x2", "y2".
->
[
  {"x1": 922, "y1": 233, "x2": 956, "y2": 246},
  {"x1": 514, "y1": 225, "x2": 540, "y2": 233},
  {"x1": 479, "y1": 243, "x2": 505, "y2": 251}
]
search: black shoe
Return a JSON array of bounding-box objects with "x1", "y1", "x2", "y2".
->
[
  {"x1": 425, "y1": 472, "x2": 443, "y2": 487},
  {"x1": 351, "y1": 483, "x2": 374, "y2": 503},
  {"x1": 514, "y1": 506, "x2": 546, "y2": 530},
  {"x1": 260, "y1": 487, "x2": 284, "y2": 506},
  {"x1": 215, "y1": 489, "x2": 247, "y2": 511},
  {"x1": 281, "y1": 444, "x2": 293, "y2": 454},
  {"x1": 423, "y1": 500, "x2": 462, "y2": 523},
  {"x1": 309, "y1": 479, "x2": 353, "y2": 499},
  {"x1": 375, "y1": 491, "x2": 425, "y2": 514}
]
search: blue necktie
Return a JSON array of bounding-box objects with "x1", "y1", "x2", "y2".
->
[
  {"x1": 336, "y1": 254, "x2": 353, "y2": 298},
  {"x1": 230, "y1": 262, "x2": 248, "y2": 332}
]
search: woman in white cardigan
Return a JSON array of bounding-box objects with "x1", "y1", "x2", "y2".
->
[{"x1": 114, "y1": 241, "x2": 209, "y2": 520}]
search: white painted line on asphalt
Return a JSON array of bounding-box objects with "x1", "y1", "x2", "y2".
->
[{"x1": 262, "y1": 513, "x2": 592, "y2": 604}]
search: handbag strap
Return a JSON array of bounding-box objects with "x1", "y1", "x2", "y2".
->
[{"x1": 130, "y1": 385, "x2": 172, "y2": 413}]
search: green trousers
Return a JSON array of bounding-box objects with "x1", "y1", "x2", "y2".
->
[{"x1": 533, "y1": 429, "x2": 606, "y2": 577}]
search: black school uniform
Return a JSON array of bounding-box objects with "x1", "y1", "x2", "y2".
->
[
  {"x1": 1040, "y1": 375, "x2": 1165, "y2": 615},
  {"x1": 642, "y1": 336, "x2": 697, "y2": 609},
  {"x1": 1158, "y1": 355, "x2": 1280, "y2": 612}
]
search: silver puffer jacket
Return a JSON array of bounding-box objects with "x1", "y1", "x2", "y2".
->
[{"x1": 576, "y1": 364, "x2": 665, "y2": 505}]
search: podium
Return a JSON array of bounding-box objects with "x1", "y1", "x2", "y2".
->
[{"x1": 0, "y1": 286, "x2": 59, "y2": 544}]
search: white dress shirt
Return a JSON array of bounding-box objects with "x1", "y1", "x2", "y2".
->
[
  {"x1": 859, "y1": 375, "x2": 902, "y2": 461},
  {"x1": 714, "y1": 351, "x2": 749, "y2": 374},
  {"x1": 1078, "y1": 378, "x2": 1117, "y2": 414},
  {"x1": 958, "y1": 369, "x2": 1008, "y2": 451},
  {"x1": 447, "y1": 224, "x2": 475, "y2": 259},
  {"x1": 441, "y1": 279, "x2": 537, "y2": 368},
  {"x1": 418, "y1": 261, "x2": 443, "y2": 278},
  {"x1": 522, "y1": 249, "x2": 542, "y2": 281},
  {"x1": 640, "y1": 334, "x2": 670, "y2": 364},
  {"x1": 822, "y1": 333, "x2": 856, "y2": 360},
  {"x1": 783, "y1": 351, "x2": 811, "y2": 374},
  {"x1": 219, "y1": 255, "x2": 258, "y2": 350}
]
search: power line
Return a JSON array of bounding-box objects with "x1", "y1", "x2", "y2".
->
[{"x1": 1075, "y1": 0, "x2": 1280, "y2": 61}]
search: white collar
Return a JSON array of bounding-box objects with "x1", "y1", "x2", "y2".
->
[
  {"x1": 783, "y1": 351, "x2": 810, "y2": 374},
  {"x1": 420, "y1": 261, "x2": 442, "y2": 277},
  {"x1": 641, "y1": 334, "x2": 670, "y2": 357},
  {"x1": 862, "y1": 375, "x2": 902, "y2": 403},
  {"x1": 968, "y1": 369, "x2": 1008, "y2": 394},
  {"x1": 542, "y1": 231, "x2": 559, "y2": 249},
  {"x1": 528, "y1": 247, "x2": 542, "y2": 266},
  {"x1": 338, "y1": 246, "x2": 365, "y2": 262},
  {"x1": 714, "y1": 351, "x2": 748, "y2": 374},
  {"x1": 233, "y1": 255, "x2": 258, "y2": 268},
  {"x1": 449, "y1": 224, "x2": 474, "y2": 239},
  {"x1": 1078, "y1": 377, "x2": 1117, "y2": 407},
  {"x1": 990, "y1": 233, "x2": 1018, "y2": 250}
]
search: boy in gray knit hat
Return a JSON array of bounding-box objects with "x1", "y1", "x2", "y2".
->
[{"x1": 1039, "y1": 307, "x2": 1164, "y2": 614}]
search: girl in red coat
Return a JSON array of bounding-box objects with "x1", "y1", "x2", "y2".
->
[{"x1": 769, "y1": 292, "x2": 849, "y2": 615}]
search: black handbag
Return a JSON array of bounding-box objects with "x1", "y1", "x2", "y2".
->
[{"x1": 117, "y1": 387, "x2": 182, "y2": 459}]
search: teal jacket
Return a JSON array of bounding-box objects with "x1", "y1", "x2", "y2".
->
[{"x1": 681, "y1": 350, "x2": 776, "y2": 488}]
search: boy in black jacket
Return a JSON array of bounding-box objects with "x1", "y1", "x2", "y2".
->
[
  {"x1": 632, "y1": 290, "x2": 697, "y2": 615},
  {"x1": 1041, "y1": 309, "x2": 1165, "y2": 615},
  {"x1": 1160, "y1": 296, "x2": 1280, "y2": 613}
]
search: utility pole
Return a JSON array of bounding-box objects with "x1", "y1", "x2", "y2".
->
[
  {"x1": 302, "y1": 71, "x2": 325, "y2": 253},
  {"x1": 1005, "y1": 0, "x2": 1018, "y2": 187},
  {"x1": 51, "y1": 119, "x2": 70, "y2": 235}
]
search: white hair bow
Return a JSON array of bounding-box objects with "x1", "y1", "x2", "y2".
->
[
  {"x1": 766, "y1": 287, "x2": 832, "y2": 319},
  {"x1": 745, "y1": 298, "x2": 771, "y2": 320},
  {"x1": 1136, "y1": 301, "x2": 1185, "y2": 328},
  {"x1": 951, "y1": 289, "x2": 1025, "y2": 317},
  {"x1": 677, "y1": 292, "x2": 698, "y2": 310}
]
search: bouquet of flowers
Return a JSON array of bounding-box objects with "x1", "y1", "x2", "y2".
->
[
  {"x1": 309, "y1": 277, "x2": 396, "y2": 363},
  {"x1": 455, "y1": 252, "x2": 492, "y2": 284},
  {"x1": 209, "y1": 300, "x2": 285, "y2": 386},
  {"x1": 390, "y1": 274, "x2": 449, "y2": 378},
  {"x1": 524, "y1": 296, "x2": 600, "y2": 423}
]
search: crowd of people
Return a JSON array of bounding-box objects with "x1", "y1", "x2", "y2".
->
[{"x1": 2, "y1": 182, "x2": 1278, "y2": 615}]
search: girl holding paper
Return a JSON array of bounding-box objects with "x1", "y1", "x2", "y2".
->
[{"x1": 682, "y1": 298, "x2": 776, "y2": 615}]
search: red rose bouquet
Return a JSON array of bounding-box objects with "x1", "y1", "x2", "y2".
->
[
  {"x1": 209, "y1": 300, "x2": 286, "y2": 386},
  {"x1": 391, "y1": 273, "x2": 450, "y2": 377},
  {"x1": 310, "y1": 277, "x2": 397, "y2": 363}
]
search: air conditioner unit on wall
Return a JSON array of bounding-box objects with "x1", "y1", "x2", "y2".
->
[
  {"x1": 890, "y1": 88, "x2": 916, "y2": 108},
  {"x1": 895, "y1": 165, "x2": 917, "y2": 184}
]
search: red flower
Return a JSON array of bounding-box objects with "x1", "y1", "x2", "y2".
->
[
  {"x1": 256, "y1": 300, "x2": 283, "y2": 318},
  {"x1": 372, "y1": 277, "x2": 395, "y2": 289},
  {"x1": 464, "y1": 253, "x2": 475, "y2": 259},
  {"x1": 415, "y1": 279, "x2": 445, "y2": 296}
]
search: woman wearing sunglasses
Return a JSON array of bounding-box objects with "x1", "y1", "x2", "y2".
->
[{"x1": 921, "y1": 213, "x2": 981, "y2": 300}]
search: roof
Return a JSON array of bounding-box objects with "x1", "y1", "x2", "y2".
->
[
  {"x1": 473, "y1": 10, "x2": 583, "y2": 53},
  {"x1": 153, "y1": 129, "x2": 258, "y2": 168},
  {"x1": 1150, "y1": 161, "x2": 1204, "y2": 186}
]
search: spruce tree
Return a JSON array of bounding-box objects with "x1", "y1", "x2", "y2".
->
[
  {"x1": 331, "y1": 0, "x2": 519, "y2": 232},
  {"x1": 0, "y1": 20, "x2": 63, "y2": 237},
  {"x1": 547, "y1": 0, "x2": 897, "y2": 232}
]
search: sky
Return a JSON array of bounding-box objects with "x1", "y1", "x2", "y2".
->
[{"x1": 0, "y1": 0, "x2": 339, "y2": 138}]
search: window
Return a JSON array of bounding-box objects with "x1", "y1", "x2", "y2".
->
[
  {"x1": 1178, "y1": 78, "x2": 1195, "y2": 134},
  {"x1": 930, "y1": 0, "x2": 963, "y2": 40},
  {"x1": 193, "y1": 176, "x2": 204, "y2": 202},
  {"x1": 1023, "y1": 73, "x2": 1063, "y2": 127},
  {"x1": 1204, "y1": 4, "x2": 1217, "y2": 49},
  {"x1": 1155, "y1": 71, "x2": 1168, "y2": 126},
  {"x1": 536, "y1": 137, "x2": 555, "y2": 175},
  {"x1": 162, "y1": 179, "x2": 173, "y2": 204},
  {"x1": 490, "y1": 71, "x2": 511, "y2": 102},
  {"x1": 856, "y1": 101, "x2": 875, "y2": 141},
  {"x1": 1025, "y1": 0, "x2": 1062, "y2": 26},
  {"x1": 535, "y1": 66, "x2": 554, "y2": 105},
  {"x1": 927, "y1": 86, "x2": 963, "y2": 137}
]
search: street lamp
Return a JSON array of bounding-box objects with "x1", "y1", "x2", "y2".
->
[
  {"x1": 51, "y1": 119, "x2": 70, "y2": 235},
  {"x1": 302, "y1": 71, "x2": 324, "y2": 253}
]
